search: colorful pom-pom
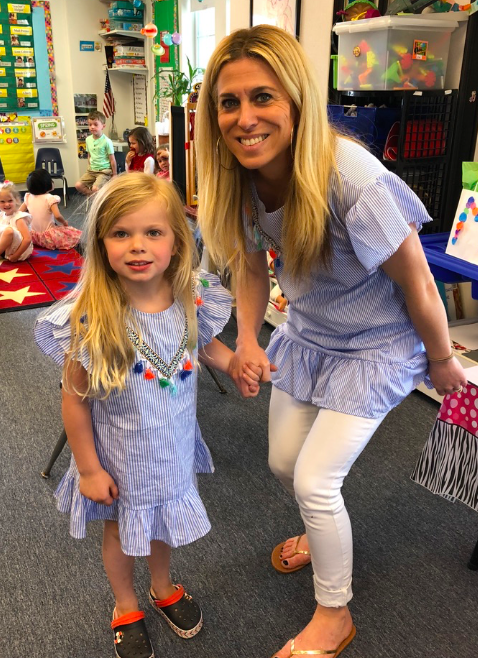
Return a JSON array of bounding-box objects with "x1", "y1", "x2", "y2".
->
[
  {"x1": 452, "y1": 237, "x2": 457, "y2": 244},
  {"x1": 169, "y1": 384, "x2": 178, "y2": 397},
  {"x1": 199, "y1": 278, "x2": 210, "y2": 288},
  {"x1": 134, "y1": 362, "x2": 144, "y2": 374},
  {"x1": 159, "y1": 378, "x2": 170, "y2": 388},
  {"x1": 144, "y1": 368, "x2": 155, "y2": 380},
  {"x1": 183, "y1": 360, "x2": 193, "y2": 371},
  {"x1": 195, "y1": 297, "x2": 204, "y2": 306},
  {"x1": 180, "y1": 369, "x2": 193, "y2": 380}
]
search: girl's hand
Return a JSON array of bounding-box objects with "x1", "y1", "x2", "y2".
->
[
  {"x1": 243, "y1": 362, "x2": 262, "y2": 385},
  {"x1": 79, "y1": 468, "x2": 119, "y2": 505},
  {"x1": 229, "y1": 342, "x2": 276, "y2": 398},
  {"x1": 125, "y1": 150, "x2": 134, "y2": 165},
  {"x1": 429, "y1": 358, "x2": 468, "y2": 397}
]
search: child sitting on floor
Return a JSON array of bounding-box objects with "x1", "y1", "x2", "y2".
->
[
  {"x1": 21, "y1": 169, "x2": 82, "y2": 250},
  {"x1": 125, "y1": 127, "x2": 157, "y2": 175},
  {"x1": 0, "y1": 181, "x2": 32, "y2": 262}
]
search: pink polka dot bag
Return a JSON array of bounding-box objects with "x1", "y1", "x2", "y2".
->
[{"x1": 411, "y1": 383, "x2": 478, "y2": 512}]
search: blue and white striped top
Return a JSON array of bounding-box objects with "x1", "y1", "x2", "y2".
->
[
  {"x1": 246, "y1": 137, "x2": 432, "y2": 418},
  {"x1": 34, "y1": 271, "x2": 231, "y2": 556}
]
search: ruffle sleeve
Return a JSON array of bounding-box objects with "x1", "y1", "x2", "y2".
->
[
  {"x1": 47, "y1": 193, "x2": 62, "y2": 208},
  {"x1": 34, "y1": 301, "x2": 90, "y2": 371},
  {"x1": 346, "y1": 171, "x2": 432, "y2": 274},
  {"x1": 194, "y1": 270, "x2": 231, "y2": 348}
]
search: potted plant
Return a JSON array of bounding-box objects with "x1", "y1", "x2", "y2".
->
[{"x1": 155, "y1": 56, "x2": 204, "y2": 107}]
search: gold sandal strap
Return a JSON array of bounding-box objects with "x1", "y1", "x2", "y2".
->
[
  {"x1": 292, "y1": 535, "x2": 311, "y2": 557},
  {"x1": 290, "y1": 639, "x2": 337, "y2": 655}
]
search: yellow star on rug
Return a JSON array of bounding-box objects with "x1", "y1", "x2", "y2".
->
[
  {"x1": 0, "y1": 286, "x2": 46, "y2": 304},
  {"x1": 0, "y1": 268, "x2": 32, "y2": 284}
]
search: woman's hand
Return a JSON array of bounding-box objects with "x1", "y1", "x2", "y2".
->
[
  {"x1": 428, "y1": 358, "x2": 468, "y2": 396},
  {"x1": 79, "y1": 468, "x2": 119, "y2": 505},
  {"x1": 229, "y1": 341, "x2": 276, "y2": 397}
]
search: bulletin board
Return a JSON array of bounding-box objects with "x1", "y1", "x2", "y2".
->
[
  {"x1": 154, "y1": 0, "x2": 179, "y2": 122},
  {"x1": 0, "y1": 1, "x2": 39, "y2": 112}
]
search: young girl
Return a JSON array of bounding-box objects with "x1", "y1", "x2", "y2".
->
[
  {"x1": 125, "y1": 127, "x2": 157, "y2": 175},
  {"x1": 21, "y1": 168, "x2": 82, "y2": 250},
  {"x1": 34, "y1": 173, "x2": 260, "y2": 658},
  {"x1": 0, "y1": 181, "x2": 32, "y2": 262},
  {"x1": 156, "y1": 146, "x2": 170, "y2": 180}
]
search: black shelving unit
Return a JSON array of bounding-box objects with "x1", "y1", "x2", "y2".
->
[{"x1": 329, "y1": 90, "x2": 458, "y2": 233}]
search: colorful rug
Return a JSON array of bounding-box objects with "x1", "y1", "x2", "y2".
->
[{"x1": 0, "y1": 247, "x2": 83, "y2": 313}]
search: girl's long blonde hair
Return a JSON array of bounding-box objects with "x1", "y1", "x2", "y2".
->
[
  {"x1": 195, "y1": 25, "x2": 338, "y2": 280},
  {"x1": 63, "y1": 173, "x2": 198, "y2": 398}
]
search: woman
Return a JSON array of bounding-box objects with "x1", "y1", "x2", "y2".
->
[{"x1": 195, "y1": 25, "x2": 466, "y2": 658}]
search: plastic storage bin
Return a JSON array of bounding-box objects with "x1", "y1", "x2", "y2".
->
[{"x1": 333, "y1": 16, "x2": 458, "y2": 91}]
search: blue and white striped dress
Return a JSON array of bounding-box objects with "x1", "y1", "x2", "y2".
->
[
  {"x1": 34, "y1": 272, "x2": 231, "y2": 556},
  {"x1": 246, "y1": 137, "x2": 432, "y2": 419}
]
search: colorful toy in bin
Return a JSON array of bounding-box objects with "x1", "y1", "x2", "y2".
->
[
  {"x1": 333, "y1": 16, "x2": 457, "y2": 90},
  {"x1": 337, "y1": 1, "x2": 381, "y2": 20}
]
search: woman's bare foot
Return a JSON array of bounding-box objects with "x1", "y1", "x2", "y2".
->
[
  {"x1": 279, "y1": 534, "x2": 311, "y2": 570},
  {"x1": 271, "y1": 604, "x2": 354, "y2": 658}
]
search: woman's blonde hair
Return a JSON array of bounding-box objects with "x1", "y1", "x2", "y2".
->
[
  {"x1": 63, "y1": 172, "x2": 198, "y2": 398},
  {"x1": 195, "y1": 24, "x2": 338, "y2": 281}
]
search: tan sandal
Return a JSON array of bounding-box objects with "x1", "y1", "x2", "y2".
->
[
  {"x1": 271, "y1": 534, "x2": 311, "y2": 574},
  {"x1": 287, "y1": 625, "x2": 356, "y2": 657}
]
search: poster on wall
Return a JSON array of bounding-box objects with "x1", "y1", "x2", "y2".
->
[
  {"x1": 0, "y1": 0, "x2": 38, "y2": 111},
  {"x1": 32, "y1": 115, "x2": 65, "y2": 142},
  {"x1": 250, "y1": 0, "x2": 301, "y2": 38},
  {"x1": 74, "y1": 93, "x2": 97, "y2": 114},
  {"x1": 133, "y1": 74, "x2": 147, "y2": 126}
]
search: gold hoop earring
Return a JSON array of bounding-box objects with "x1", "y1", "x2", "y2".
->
[{"x1": 216, "y1": 135, "x2": 237, "y2": 171}]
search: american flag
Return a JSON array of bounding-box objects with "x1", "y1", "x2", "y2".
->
[{"x1": 103, "y1": 70, "x2": 115, "y2": 118}]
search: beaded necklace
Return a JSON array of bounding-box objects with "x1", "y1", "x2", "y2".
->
[
  {"x1": 250, "y1": 189, "x2": 283, "y2": 266},
  {"x1": 126, "y1": 316, "x2": 189, "y2": 380}
]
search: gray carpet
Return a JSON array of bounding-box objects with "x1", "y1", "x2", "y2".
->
[{"x1": 0, "y1": 194, "x2": 477, "y2": 658}]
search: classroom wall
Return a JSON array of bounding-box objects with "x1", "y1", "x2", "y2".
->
[
  {"x1": 43, "y1": 0, "x2": 154, "y2": 190},
  {"x1": 40, "y1": 0, "x2": 477, "y2": 190}
]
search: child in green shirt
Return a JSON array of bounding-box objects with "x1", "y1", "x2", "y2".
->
[{"x1": 75, "y1": 111, "x2": 117, "y2": 196}]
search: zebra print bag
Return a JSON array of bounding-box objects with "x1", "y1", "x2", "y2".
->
[{"x1": 411, "y1": 383, "x2": 478, "y2": 512}]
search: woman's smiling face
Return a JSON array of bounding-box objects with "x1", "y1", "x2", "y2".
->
[{"x1": 216, "y1": 57, "x2": 297, "y2": 180}]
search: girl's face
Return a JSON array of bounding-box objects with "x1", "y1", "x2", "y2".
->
[
  {"x1": 216, "y1": 57, "x2": 297, "y2": 181},
  {"x1": 128, "y1": 137, "x2": 141, "y2": 154},
  {"x1": 0, "y1": 191, "x2": 18, "y2": 215},
  {"x1": 103, "y1": 200, "x2": 177, "y2": 295},
  {"x1": 157, "y1": 150, "x2": 169, "y2": 172}
]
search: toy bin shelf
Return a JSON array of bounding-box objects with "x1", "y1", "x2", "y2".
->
[
  {"x1": 420, "y1": 232, "x2": 478, "y2": 299},
  {"x1": 333, "y1": 15, "x2": 458, "y2": 91}
]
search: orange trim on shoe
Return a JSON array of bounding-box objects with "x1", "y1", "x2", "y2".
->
[
  {"x1": 111, "y1": 611, "x2": 145, "y2": 629},
  {"x1": 152, "y1": 584, "x2": 185, "y2": 608}
]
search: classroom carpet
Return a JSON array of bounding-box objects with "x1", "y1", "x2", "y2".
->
[{"x1": 0, "y1": 246, "x2": 83, "y2": 313}]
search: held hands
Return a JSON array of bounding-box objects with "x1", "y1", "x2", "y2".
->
[
  {"x1": 79, "y1": 467, "x2": 119, "y2": 505},
  {"x1": 228, "y1": 341, "x2": 277, "y2": 398},
  {"x1": 429, "y1": 357, "x2": 468, "y2": 397}
]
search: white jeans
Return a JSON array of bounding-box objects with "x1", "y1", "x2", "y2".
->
[{"x1": 269, "y1": 387, "x2": 386, "y2": 607}]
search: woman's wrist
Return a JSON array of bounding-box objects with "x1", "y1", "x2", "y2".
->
[{"x1": 427, "y1": 351, "x2": 454, "y2": 362}]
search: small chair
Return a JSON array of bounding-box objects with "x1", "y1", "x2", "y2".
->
[
  {"x1": 35, "y1": 147, "x2": 69, "y2": 207},
  {"x1": 114, "y1": 150, "x2": 126, "y2": 174},
  {"x1": 0, "y1": 157, "x2": 5, "y2": 183}
]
